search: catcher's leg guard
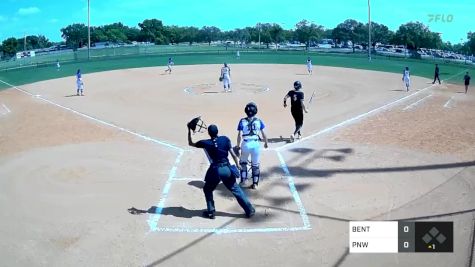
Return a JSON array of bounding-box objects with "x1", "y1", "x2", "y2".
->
[
  {"x1": 251, "y1": 164, "x2": 260, "y2": 185},
  {"x1": 240, "y1": 161, "x2": 248, "y2": 183}
]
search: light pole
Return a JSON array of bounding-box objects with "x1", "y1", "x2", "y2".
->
[
  {"x1": 368, "y1": 0, "x2": 372, "y2": 61},
  {"x1": 87, "y1": 0, "x2": 90, "y2": 60}
]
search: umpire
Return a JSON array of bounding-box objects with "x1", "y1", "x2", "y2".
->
[
  {"x1": 432, "y1": 64, "x2": 441, "y2": 84},
  {"x1": 188, "y1": 124, "x2": 255, "y2": 219},
  {"x1": 283, "y1": 81, "x2": 309, "y2": 142}
]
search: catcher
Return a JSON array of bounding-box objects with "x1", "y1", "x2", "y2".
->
[
  {"x1": 236, "y1": 102, "x2": 268, "y2": 189},
  {"x1": 187, "y1": 118, "x2": 255, "y2": 219}
]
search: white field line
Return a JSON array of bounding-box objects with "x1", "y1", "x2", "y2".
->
[
  {"x1": 276, "y1": 68, "x2": 468, "y2": 151},
  {"x1": 1, "y1": 103, "x2": 11, "y2": 114},
  {"x1": 0, "y1": 79, "x2": 183, "y2": 151},
  {"x1": 402, "y1": 94, "x2": 433, "y2": 111},
  {"x1": 443, "y1": 96, "x2": 456, "y2": 108}
]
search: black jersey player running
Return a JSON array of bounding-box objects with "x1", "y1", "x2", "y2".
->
[{"x1": 283, "y1": 81, "x2": 309, "y2": 142}]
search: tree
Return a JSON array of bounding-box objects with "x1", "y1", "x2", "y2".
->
[
  {"x1": 467, "y1": 32, "x2": 475, "y2": 55},
  {"x1": 392, "y1": 22, "x2": 442, "y2": 50},
  {"x1": 370, "y1": 22, "x2": 394, "y2": 45},
  {"x1": 138, "y1": 19, "x2": 168, "y2": 44},
  {"x1": 182, "y1": 26, "x2": 199, "y2": 45},
  {"x1": 269, "y1": 23, "x2": 284, "y2": 47},
  {"x1": 295, "y1": 20, "x2": 324, "y2": 50},
  {"x1": 199, "y1": 26, "x2": 221, "y2": 46},
  {"x1": 332, "y1": 19, "x2": 366, "y2": 52},
  {"x1": 1, "y1": 37, "x2": 18, "y2": 57},
  {"x1": 61, "y1": 23, "x2": 88, "y2": 49}
]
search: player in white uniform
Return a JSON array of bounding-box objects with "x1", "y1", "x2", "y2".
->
[
  {"x1": 165, "y1": 57, "x2": 174, "y2": 74},
  {"x1": 236, "y1": 102, "x2": 268, "y2": 189},
  {"x1": 220, "y1": 63, "x2": 232, "y2": 92},
  {"x1": 76, "y1": 69, "x2": 84, "y2": 96},
  {"x1": 56, "y1": 60, "x2": 60, "y2": 71},
  {"x1": 402, "y1": 67, "x2": 410, "y2": 92},
  {"x1": 306, "y1": 57, "x2": 313, "y2": 75}
]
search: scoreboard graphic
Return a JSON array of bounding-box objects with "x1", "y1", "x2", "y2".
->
[{"x1": 349, "y1": 221, "x2": 453, "y2": 253}]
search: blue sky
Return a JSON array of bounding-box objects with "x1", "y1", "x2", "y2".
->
[{"x1": 0, "y1": 0, "x2": 472, "y2": 44}]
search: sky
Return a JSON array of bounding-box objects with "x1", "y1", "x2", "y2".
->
[{"x1": 0, "y1": 0, "x2": 473, "y2": 44}]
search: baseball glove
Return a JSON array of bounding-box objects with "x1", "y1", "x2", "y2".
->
[{"x1": 219, "y1": 76, "x2": 223, "y2": 82}]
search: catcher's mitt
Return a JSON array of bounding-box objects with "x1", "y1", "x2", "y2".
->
[
  {"x1": 187, "y1": 116, "x2": 207, "y2": 133},
  {"x1": 219, "y1": 76, "x2": 223, "y2": 82}
]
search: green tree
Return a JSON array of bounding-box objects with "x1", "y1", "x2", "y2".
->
[
  {"x1": 370, "y1": 22, "x2": 394, "y2": 45},
  {"x1": 61, "y1": 23, "x2": 88, "y2": 49},
  {"x1": 295, "y1": 20, "x2": 324, "y2": 50},
  {"x1": 332, "y1": 19, "x2": 366, "y2": 52},
  {"x1": 392, "y1": 22, "x2": 442, "y2": 50},
  {"x1": 269, "y1": 23, "x2": 284, "y2": 47},
  {"x1": 182, "y1": 26, "x2": 199, "y2": 45},
  {"x1": 199, "y1": 26, "x2": 221, "y2": 46},
  {"x1": 1, "y1": 37, "x2": 18, "y2": 57},
  {"x1": 138, "y1": 19, "x2": 168, "y2": 44},
  {"x1": 467, "y1": 32, "x2": 475, "y2": 55}
]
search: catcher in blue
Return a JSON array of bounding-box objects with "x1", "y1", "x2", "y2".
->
[
  {"x1": 236, "y1": 102, "x2": 269, "y2": 189},
  {"x1": 284, "y1": 81, "x2": 309, "y2": 142},
  {"x1": 188, "y1": 122, "x2": 255, "y2": 219}
]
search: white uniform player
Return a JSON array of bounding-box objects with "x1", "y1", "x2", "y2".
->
[
  {"x1": 236, "y1": 102, "x2": 268, "y2": 189},
  {"x1": 402, "y1": 67, "x2": 410, "y2": 92},
  {"x1": 221, "y1": 63, "x2": 231, "y2": 92},
  {"x1": 76, "y1": 69, "x2": 84, "y2": 96},
  {"x1": 165, "y1": 57, "x2": 174, "y2": 74},
  {"x1": 306, "y1": 57, "x2": 313, "y2": 75}
]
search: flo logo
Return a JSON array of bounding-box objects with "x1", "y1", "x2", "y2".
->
[{"x1": 428, "y1": 14, "x2": 454, "y2": 23}]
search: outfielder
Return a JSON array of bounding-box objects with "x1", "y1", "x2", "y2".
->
[
  {"x1": 220, "y1": 63, "x2": 232, "y2": 92},
  {"x1": 432, "y1": 64, "x2": 441, "y2": 84},
  {"x1": 464, "y1": 72, "x2": 471, "y2": 94},
  {"x1": 76, "y1": 69, "x2": 84, "y2": 96},
  {"x1": 402, "y1": 66, "x2": 411, "y2": 92},
  {"x1": 236, "y1": 102, "x2": 268, "y2": 189},
  {"x1": 284, "y1": 81, "x2": 309, "y2": 142},
  {"x1": 306, "y1": 57, "x2": 313, "y2": 75}
]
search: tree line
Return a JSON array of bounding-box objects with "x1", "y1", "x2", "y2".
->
[{"x1": 1, "y1": 18, "x2": 474, "y2": 58}]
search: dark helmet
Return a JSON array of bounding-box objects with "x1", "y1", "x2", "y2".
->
[
  {"x1": 294, "y1": 81, "x2": 302, "y2": 90},
  {"x1": 207, "y1": 124, "x2": 218, "y2": 138},
  {"x1": 244, "y1": 102, "x2": 258, "y2": 117}
]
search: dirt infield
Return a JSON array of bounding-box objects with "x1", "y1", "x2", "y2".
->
[{"x1": 0, "y1": 64, "x2": 474, "y2": 266}]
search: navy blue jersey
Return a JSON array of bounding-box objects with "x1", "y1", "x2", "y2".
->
[
  {"x1": 196, "y1": 136, "x2": 231, "y2": 164},
  {"x1": 464, "y1": 74, "x2": 471, "y2": 85},
  {"x1": 287, "y1": 90, "x2": 305, "y2": 111}
]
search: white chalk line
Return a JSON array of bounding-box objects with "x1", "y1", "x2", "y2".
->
[
  {"x1": 276, "y1": 68, "x2": 468, "y2": 151},
  {"x1": 148, "y1": 150, "x2": 184, "y2": 231},
  {"x1": 444, "y1": 95, "x2": 456, "y2": 108},
  {"x1": 402, "y1": 94, "x2": 433, "y2": 111},
  {"x1": 0, "y1": 79, "x2": 183, "y2": 152},
  {"x1": 155, "y1": 226, "x2": 311, "y2": 234},
  {"x1": 1, "y1": 103, "x2": 11, "y2": 115},
  {"x1": 171, "y1": 176, "x2": 286, "y2": 181},
  {"x1": 276, "y1": 151, "x2": 311, "y2": 229}
]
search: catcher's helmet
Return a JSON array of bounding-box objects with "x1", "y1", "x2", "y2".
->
[
  {"x1": 294, "y1": 81, "x2": 302, "y2": 90},
  {"x1": 244, "y1": 102, "x2": 258, "y2": 117}
]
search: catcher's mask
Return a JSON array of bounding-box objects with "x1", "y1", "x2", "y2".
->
[
  {"x1": 244, "y1": 102, "x2": 258, "y2": 117},
  {"x1": 187, "y1": 116, "x2": 207, "y2": 133}
]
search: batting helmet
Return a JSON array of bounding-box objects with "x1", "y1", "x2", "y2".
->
[
  {"x1": 244, "y1": 102, "x2": 258, "y2": 117},
  {"x1": 294, "y1": 81, "x2": 302, "y2": 90}
]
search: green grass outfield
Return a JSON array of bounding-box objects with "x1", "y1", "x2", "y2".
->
[{"x1": 0, "y1": 50, "x2": 473, "y2": 90}]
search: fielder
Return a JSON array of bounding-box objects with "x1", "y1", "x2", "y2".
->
[
  {"x1": 236, "y1": 102, "x2": 268, "y2": 189},
  {"x1": 220, "y1": 63, "x2": 232, "y2": 92},
  {"x1": 432, "y1": 64, "x2": 441, "y2": 84},
  {"x1": 165, "y1": 57, "x2": 174, "y2": 74},
  {"x1": 306, "y1": 57, "x2": 313, "y2": 75},
  {"x1": 402, "y1": 67, "x2": 411, "y2": 92},
  {"x1": 464, "y1": 72, "x2": 471, "y2": 94},
  {"x1": 76, "y1": 69, "x2": 84, "y2": 96},
  {"x1": 56, "y1": 60, "x2": 60, "y2": 71},
  {"x1": 284, "y1": 81, "x2": 309, "y2": 142}
]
